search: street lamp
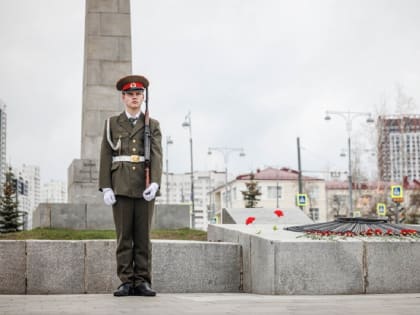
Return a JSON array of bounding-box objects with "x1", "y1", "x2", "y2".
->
[
  {"x1": 324, "y1": 110, "x2": 374, "y2": 216},
  {"x1": 165, "y1": 136, "x2": 174, "y2": 204},
  {"x1": 182, "y1": 111, "x2": 195, "y2": 228},
  {"x1": 208, "y1": 147, "x2": 245, "y2": 223}
]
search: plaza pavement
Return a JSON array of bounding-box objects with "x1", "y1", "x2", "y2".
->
[{"x1": 1, "y1": 293, "x2": 419, "y2": 315}]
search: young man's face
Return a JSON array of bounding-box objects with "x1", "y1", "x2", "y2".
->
[{"x1": 122, "y1": 90, "x2": 145, "y2": 112}]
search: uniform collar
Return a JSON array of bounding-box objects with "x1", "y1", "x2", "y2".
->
[{"x1": 125, "y1": 110, "x2": 141, "y2": 120}]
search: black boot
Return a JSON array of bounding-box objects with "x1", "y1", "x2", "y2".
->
[
  {"x1": 113, "y1": 283, "x2": 133, "y2": 297},
  {"x1": 132, "y1": 282, "x2": 156, "y2": 296}
]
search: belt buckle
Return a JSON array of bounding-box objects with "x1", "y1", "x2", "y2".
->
[{"x1": 130, "y1": 155, "x2": 140, "y2": 163}]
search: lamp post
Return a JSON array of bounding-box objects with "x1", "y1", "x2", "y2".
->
[
  {"x1": 208, "y1": 147, "x2": 245, "y2": 223},
  {"x1": 182, "y1": 111, "x2": 195, "y2": 228},
  {"x1": 165, "y1": 136, "x2": 173, "y2": 204},
  {"x1": 324, "y1": 110, "x2": 374, "y2": 216}
]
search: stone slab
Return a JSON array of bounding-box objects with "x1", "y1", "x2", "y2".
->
[
  {"x1": 33, "y1": 203, "x2": 87, "y2": 229},
  {"x1": 86, "y1": 204, "x2": 114, "y2": 230},
  {"x1": 152, "y1": 204, "x2": 190, "y2": 230},
  {"x1": 249, "y1": 235, "x2": 275, "y2": 294},
  {"x1": 50, "y1": 204, "x2": 87, "y2": 229},
  {"x1": 87, "y1": 0, "x2": 119, "y2": 13},
  {"x1": 365, "y1": 240, "x2": 420, "y2": 293},
  {"x1": 152, "y1": 240, "x2": 241, "y2": 293},
  {"x1": 84, "y1": 240, "x2": 120, "y2": 293},
  {"x1": 224, "y1": 208, "x2": 312, "y2": 225},
  {"x1": 32, "y1": 203, "x2": 51, "y2": 228},
  {"x1": 274, "y1": 240, "x2": 364, "y2": 295},
  {"x1": 26, "y1": 241, "x2": 85, "y2": 294},
  {"x1": 0, "y1": 241, "x2": 26, "y2": 294}
]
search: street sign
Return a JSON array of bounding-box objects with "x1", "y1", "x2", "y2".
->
[
  {"x1": 390, "y1": 185, "x2": 404, "y2": 202},
  {"x1": 296, "y1": 193, "x2": 308, "y2": 206},
  {"x1": 376, "y1": 203, "x2": 387, "y2": 216}
]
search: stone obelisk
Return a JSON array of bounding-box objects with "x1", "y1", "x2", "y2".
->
[{"x1": 68, "y1": 0, "x2": 132, "y2": 204}]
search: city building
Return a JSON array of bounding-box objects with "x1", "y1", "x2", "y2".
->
[
  {"x1": 156, "y1": 170, "x2": 226, "y2": 229},
  {"x1": 0, "y1": 100, "x2": 6, "y2": 189},
  {"x1": 41, "y1": 180, "x2": 67, "y2": 203},
  {"x1": 377, "y1": 115, "x2": 420, "y2": 182},
  {"x1": 209, "y1": 167, "x2": 327, "y2": 222},
  {"x1": 12, "y1": 164, "x2": 40, "y2": 230},
  {"x1": 325, "y1": 179, "x2": 420, "y2": 222}
]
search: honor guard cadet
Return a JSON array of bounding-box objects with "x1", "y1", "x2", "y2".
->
[{"x1": 99, "y1": 74, "x2": 162, "y2": 297}]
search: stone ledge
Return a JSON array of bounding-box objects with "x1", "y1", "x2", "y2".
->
[
  {"x1": 0, "y1": 240, "x2": 240, "y2": 294},
  {"x1": 208, "y1": 224, "x2": 420, "y2": 295}
]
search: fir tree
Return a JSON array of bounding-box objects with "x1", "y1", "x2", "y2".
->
[
  {"x1": 241, "y1": 172, "x2": 261, "y2": 208},
  {"x1": 0, "y1": 168, "x2": 25, "y2": 233}
]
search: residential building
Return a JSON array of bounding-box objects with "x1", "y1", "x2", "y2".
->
[
  {"x1": 156, "y1": 170, "x2": 226, "y2": 229},
  {"x1": 209, "y1": 167, "x2": 327, "y2": 222},
  {"x1": 326, "y1": 179, "x2": 420, "y2": 222},
  {"x1": 377, "y1": 115, "x2": 420, "y2": 182},
  {"x1": 0, "y1": 100, "x2": 6, "y2": 189},
  {"x1": 41, "y1": 180, "x2": 67, "y2": 203},
  {"x1": 13, "y1": 164, "x2": 40, "y2": 230}
]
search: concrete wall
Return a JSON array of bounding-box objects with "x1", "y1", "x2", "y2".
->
[
  {"x1": 208, "y1": 224, "x2": 420, "y2": 295},
  {"x1": 32, "y1": 203, "x2": 190, "y2": 230},
  {"x1": 0, "y1": 240, "x2": 240, "y2": 294},
  {"x1": 153, "y1": 204, "x2": 190, "y2": 230},
  {"x1": 32, "y1": 203, "x2": 114, "y2": 230}
]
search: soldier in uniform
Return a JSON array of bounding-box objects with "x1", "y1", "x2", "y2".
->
[{"x1": 99, "y1": 74, "x2": 162, "y2": 297}]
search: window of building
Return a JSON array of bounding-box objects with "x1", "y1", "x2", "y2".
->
[
  {"x1": 267, "y1": 186, "x2": 282, "y2": 199},
  {"x1": 308, "y1": 187, "x2": 319, "y2": 199},
  {"x1": 309, "y1": 208, "x2": 319, "y2": 221}
]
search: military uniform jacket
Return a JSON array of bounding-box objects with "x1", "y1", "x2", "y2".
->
[{"x1": 99, "y1": 112, "x2": 163, "y2": 198}]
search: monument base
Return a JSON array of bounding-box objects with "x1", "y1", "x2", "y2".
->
[
  {"x1": 68, "y1": 159, "x2": 102, "y2": 204},
  {"x1": 32, "y1": 203, "x2": 191, "y2": 230}
]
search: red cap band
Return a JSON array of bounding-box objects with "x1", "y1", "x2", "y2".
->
[{"x1": 122, "y1": 82, "x2": 145, "y2": 91}]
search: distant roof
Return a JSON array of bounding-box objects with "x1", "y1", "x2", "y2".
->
[{"x1": 236, "y1": 167, "x2": 323, "y2": 181}]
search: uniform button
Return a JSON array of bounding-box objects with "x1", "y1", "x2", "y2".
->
[
  {"x1": 132, "y1": 166, "x2": 136, "y2": 170},
  {"x1": 132, "y1": 139, "x2": 136, "y2": 143},
  {"x1": 132, "y1": 148, "x2": 136, "y2": 152}
]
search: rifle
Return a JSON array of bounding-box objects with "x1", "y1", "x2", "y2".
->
[{"x1": 144, "y1": 86, "x2": 151, "y2": 188}]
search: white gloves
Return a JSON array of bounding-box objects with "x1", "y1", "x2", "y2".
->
[
  {"x1": 103, "y1": 188, "x2": 116, "y2": 206},
  {"x1": 103, "y1": 184, "x2": 158, "y2": 204},
  {"x1": 143, "y1": 183, "x2": 159, "y2": 201}
]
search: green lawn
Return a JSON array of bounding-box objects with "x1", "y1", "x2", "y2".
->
[{"x1": 0, "y1": 228, "x2": 207, "y2": 241}]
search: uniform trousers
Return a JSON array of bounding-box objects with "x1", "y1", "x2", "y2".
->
[{"x1": 112, "y1": 195, "x2": 154, "y2": 286}]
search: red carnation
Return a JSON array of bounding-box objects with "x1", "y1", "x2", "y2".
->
[
  {"x1": 245, "y1": 216, "x2": 256, "y2": 225},
  {"x1": 374, "y1": 229, "x2": 382, "y2": 236},
  {"x1": 274, "y1": 209, "x2": 284, "y2": 217}
]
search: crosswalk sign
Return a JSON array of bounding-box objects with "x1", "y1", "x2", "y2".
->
[
  {"x1": 376, "y1": 203, "x2": 387, "y2": 216},
  {"x1": 391, "y1": 185, "x2": 402, "y2": 197},
  {"x1": 391, "y1": 185, "x2": 403, "y2": 202},
  {"x1": 296, "y1": 194, "x2": 308, "y2": 206}
]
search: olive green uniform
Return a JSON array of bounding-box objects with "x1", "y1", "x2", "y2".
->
[{"x1": 99, "y1": 112, "x2": 162, "y2": 285}]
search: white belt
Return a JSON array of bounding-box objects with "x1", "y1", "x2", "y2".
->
[{"x1": 112, "y1": 155, "x2": 145, "y2": 163}]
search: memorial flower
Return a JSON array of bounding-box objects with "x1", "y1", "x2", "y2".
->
[
  {"x1": 374, "y1": 229, "x2": 383, "y2": 236},
  {"x1": 274, "y1": 209, "x2": 284, "y2": 217},
  {"x1": 245, "y1": 216, "x2": 256, "y2": 225}
]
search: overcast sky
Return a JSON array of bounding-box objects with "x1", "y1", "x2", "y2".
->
[{"x1": 1, "y1": 0, "x2": 420, "y2": 183}]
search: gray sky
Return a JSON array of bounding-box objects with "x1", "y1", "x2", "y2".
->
[{"x1": 1, "y1": 0, "x2": 420, "y2": 183}]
